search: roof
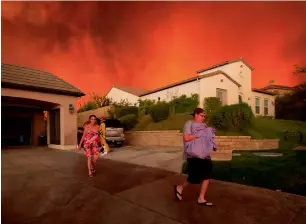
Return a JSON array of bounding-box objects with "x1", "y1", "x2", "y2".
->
[
  {"x1": 261, "y1": 84, "x2": 293, "y2": 91},
  {"x1": 1, "y1": 63, "x2": 85, "y2": 97},
  {"x1": 196, "y1": 57, "x2": 254, "y2": 74},
  {"x1": 140, "y1": 70, "x2": 241, "y2": 96},
  {"x1": 252, "y1": 88, "x2": 277, "y2": 96},
  {"x1": 113, "y1": 85, "x2": 148, "y2": 96}
]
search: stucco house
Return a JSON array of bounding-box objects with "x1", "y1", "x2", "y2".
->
[
  {"x1": 105, "y1": 85, "x2": 148, "y2": 106},
  {"x1": 105, "y1": 58, "x2": 276, "y2": 117},
  {"x1": 1, "y1": 63, "x2": 85, "y2": 149}
]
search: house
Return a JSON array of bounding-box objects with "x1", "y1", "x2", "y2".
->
[
  {"x1": 1, "y1": 63, "x2": 85, "y2": 149},
  {"x1": 105, "y1": 85, "x2": 148, "y2": 105},
  {"x1": 260, "y1": 84, "x2": 293, "y2": 96},
  {"x1": 105, "y1": 58, "x2": 277, "y2": 117}
]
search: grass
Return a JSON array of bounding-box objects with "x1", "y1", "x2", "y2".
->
[
  {"x1": 212, "y1": 144, "x2": 306, "y2": 196},
  {"x1": 247, "y1": 118, "x2": 306, "y2": 139},
  {"x1": 133, "y1": 114, "x2": 306, "y2": 140}
]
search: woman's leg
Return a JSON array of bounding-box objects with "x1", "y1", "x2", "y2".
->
[{"x1": 87, "y1": 156, "x2": 93, "y2": 177}]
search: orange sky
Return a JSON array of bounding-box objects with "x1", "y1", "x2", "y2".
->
[{"x1": 2, "y1": 1, "x2": 306, "y2": 104}]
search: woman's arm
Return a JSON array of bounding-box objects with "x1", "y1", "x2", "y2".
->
[{"x1": 78, "y1": 126, "x2": 87, "y2": 149}]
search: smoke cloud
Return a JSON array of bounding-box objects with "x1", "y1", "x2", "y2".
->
[{"x1": 2, "y1": 1, "x2": 306, "y2": 103}]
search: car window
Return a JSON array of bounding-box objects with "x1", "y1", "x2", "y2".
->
[{"x1": 104, "y1": 119, "x2": 123, "y2": 128}]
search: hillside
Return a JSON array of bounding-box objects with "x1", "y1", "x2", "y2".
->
[{"x1": 132, "y1": 113, "x2": 306, "y2": 140}]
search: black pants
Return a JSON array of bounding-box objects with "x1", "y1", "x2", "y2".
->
[{"x1": 187, "y1": 157, "x2": 213, "y2": 184}]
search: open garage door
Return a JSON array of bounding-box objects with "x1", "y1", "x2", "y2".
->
[{"x1": 1, "y1": 116, "x2": 32, "y2": 146}]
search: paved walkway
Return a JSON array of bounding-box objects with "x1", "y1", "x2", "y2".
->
[{"x1": 2, "y1": 147, "x2": 306, "y2": 224}]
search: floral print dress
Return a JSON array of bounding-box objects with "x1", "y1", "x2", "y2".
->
[{"x1": 83, "y1": 130, "x2": 100, "y2": 157}]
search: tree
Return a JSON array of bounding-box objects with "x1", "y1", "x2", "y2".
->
[
  {"x1": 293, "y1": 65, "x2": 306, "y2": 75},
  {"x1": 268, "y1": 80, "x2": 275, "y2": 85}
]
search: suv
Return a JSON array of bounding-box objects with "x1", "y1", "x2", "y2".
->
[{"x1": 77, "y1": 118, "x2": 125, "y2": 147}]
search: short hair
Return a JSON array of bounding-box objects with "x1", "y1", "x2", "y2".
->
[{"x1": 190, "y1": 108, "x2": 205, "y2": 116}]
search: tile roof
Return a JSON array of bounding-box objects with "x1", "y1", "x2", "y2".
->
[
  {"x1": 196, "y1": 57, "x2": 254, "y2": 73},
  {"x1": 1, "y1": 63, "x2": 85, "y2": 97},
  {"x1": 252, "y1": 88, "x2": 277, "y2": 96},
  {"x1": 140, "y1": 70, "x2": 241, "y2": 96},
  {"x1": 113, "y1": 85, "x2": 148, "y2": 96},
  {"x1": 261, "y1": 85, "x2": 293, "y2": 91}
]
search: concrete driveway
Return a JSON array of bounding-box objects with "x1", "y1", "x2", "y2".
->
[{"x1": 2, "y1": 147, "x2": 306, "y2": 224}]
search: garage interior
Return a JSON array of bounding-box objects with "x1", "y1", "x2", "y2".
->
[{"x1": 1, "y1": 96, "x2": 59, "y2": 147}]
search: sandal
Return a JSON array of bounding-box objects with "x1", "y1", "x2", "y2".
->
[
  {"x1": 197, "y1": 200, "x2": 213, "y2": 207},
  {"x1": 88, "y1": 173, "x2": 93, "y2": 178},
  {"x1": 173, "y1": 185, "x2": 183, "y2": 201},
  {"x1": 91, "y1": 168, "x2": 96, "y2": 174}
]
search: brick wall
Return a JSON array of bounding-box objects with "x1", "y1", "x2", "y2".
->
[{"x1": 125, "y1": 131, "x2": 279, "y2": 150}]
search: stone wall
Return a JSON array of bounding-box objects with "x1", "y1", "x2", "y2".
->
[{"x1": 125, "y1": 130, "x2": 279, "y2": 150}]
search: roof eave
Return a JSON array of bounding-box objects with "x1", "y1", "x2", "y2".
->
[
  {"x1": 2, "y1": 82, "x2": 85, "y2": 97},
  {"x1": 139, "y1": 77, "x2": 198, "y2": 97},
  {"x1": 196, "y1": 58, "x2": 254, "y2": 74},
  {"x1": 252, "y1": 88, "x2": 276, "y2": 96}
]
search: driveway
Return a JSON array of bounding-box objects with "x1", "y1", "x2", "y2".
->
[{"x1": 2, "y1": 147, "x2": 306, "y2": 224}]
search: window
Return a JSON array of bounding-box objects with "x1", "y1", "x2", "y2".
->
[
  {"x1": 264, "y1": 99, "x2": 268, "y2": 115},
  {"x1": 216, "y1": 88, "x2": 228, "y2": 106},
  {"x1": 255, "y1": 97, "x2": 260, "y2": 114}
]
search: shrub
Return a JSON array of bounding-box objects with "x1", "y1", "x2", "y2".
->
[
  {"x1": 203, "y1": 97, "x2": 222, "y2": 120},
  {"x1": 116, "y1": 106, "x2": 138, "y2": 118},
  {"x1": 170, "y1": 94, "x2": 199, "y2": 115},
  {"x1": 138, "y1": 99, "x2": 156, "y2": 116},
  {"x1": 150, "y1": 102, "x2": 170, "y2": 122},
  {"x1": 211, "y1": 103, "x2": 254, "y2": 131},
  {"x1": 77, "y1": 100, "x2": 98, "y2": 112},
  {"x1": 119, "y1": 114, "x2": 137, "y2": 130}
]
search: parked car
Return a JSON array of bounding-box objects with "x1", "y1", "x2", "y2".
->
[
  {"x1": 104, "y1": 118, "x2": 125, "y2": 147},
  {"x1": 77, "y1": 118, "x2": 125, "y2": 147}
]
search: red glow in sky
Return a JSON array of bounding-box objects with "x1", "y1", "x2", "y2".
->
[{"x1": 2, "y1": 1, "x2": 306, "y2": 103}]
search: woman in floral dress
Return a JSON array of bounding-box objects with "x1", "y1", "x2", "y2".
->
[{"x1": 78, "y1": 115, "x2": 100, "y2": 177}]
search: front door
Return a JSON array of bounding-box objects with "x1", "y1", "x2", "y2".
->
[{"x1": 49, "y1": 108, "x2": 61, "y2": 145}]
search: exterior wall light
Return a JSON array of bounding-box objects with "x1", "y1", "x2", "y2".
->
[{"x1": 69, "y1": 104, "x2": 75, "y2": 114}]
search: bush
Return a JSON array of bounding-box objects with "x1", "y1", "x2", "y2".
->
[
  {"x1": 211, "y1": 103, "x2": 254, "y2": 131},
  {"x1": 116, "y1": 106, "x2": 138, "y2": 118},
  {"x1": 169, "y1": 94, "x2": 199, "y2": 115},
  {"x1": 77, "y1": 100, "x2": 98, "y2": 112},
  {"x1": 275, "y1": 83, "x2": 306, "y2": 121},
  {"x1": 150, "y1": 102, "x2": 170, "y2": 122},
  {"x1": 138, "y1": 99, "x2": 156, "y2": 117},
  {"x1": 203, "y1": 97, "x2": 222, "y2": 120},
  {"x1": 119, "y1": 114, "x2": 137, "y2": 130}
]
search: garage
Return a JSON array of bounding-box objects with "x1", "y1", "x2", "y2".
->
[{"x1": 1, "y1": 63, "x2": 85, "y2": 149}]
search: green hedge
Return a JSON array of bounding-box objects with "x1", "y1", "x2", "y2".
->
[
  {"x1": 211, "y1": 103, "x2": 254, "y2": 131},
  {"x1": 119, "y1": 114, "x2": 137, "y2": 130},
  {"x1": 203, "y1": 97, "x2": 222, "y2": 120},
  {"x1": 170, "y1": 94, "x2": 199, "y2": 114},
  {"x1": 115, "y1": 106, "x2": 138, "y2": 118},
  {"x1": 150, "y1": 102, "x2": 170, "y2": 122},
  {"x1": 138, "y1": 99, "x2": 156, "y2": 117}
]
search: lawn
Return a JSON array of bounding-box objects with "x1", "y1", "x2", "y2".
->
[
  {"x1": 133, "y1": 113, "x2": 306, "y2": 140},
  {"x1": 212, "y1": 144, "x2": 306, "y2": 196}
]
